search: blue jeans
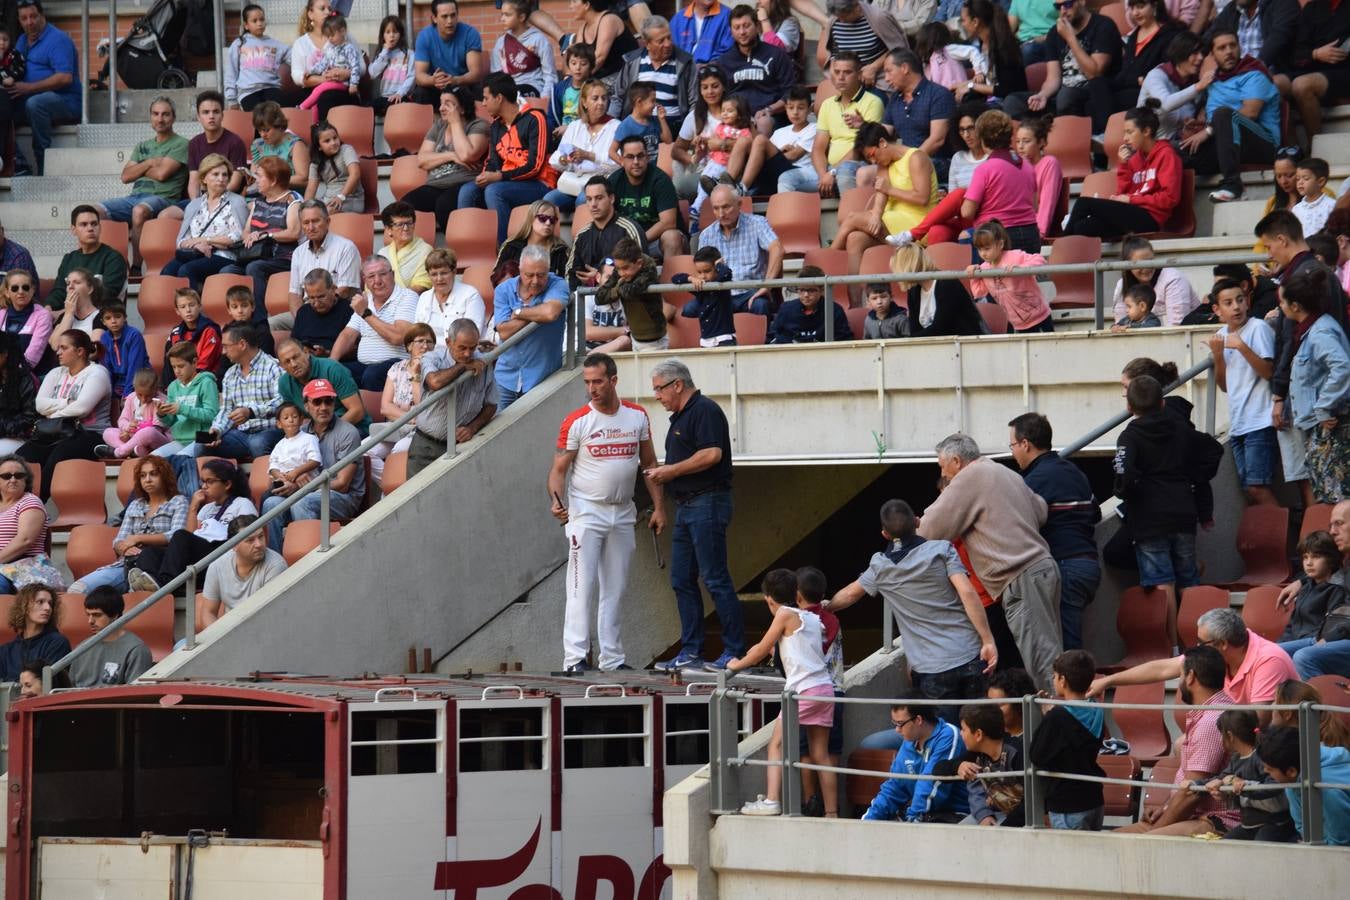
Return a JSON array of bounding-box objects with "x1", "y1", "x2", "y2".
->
[
  {"x1": 670, "y1": 489, "x2": 745, "y2": 658},
  {"x1": 1134, "y1": 532, "x2": 1199, "y2": 589},
  {"x1": 1057, "y1": 556, "x2": 1101, "y2": 651},
  {"x1": 1021, "y1": 40, "x2": 1054, "y2": 66},
  {"x1": 342, "y1": 357, "x2": 400, "y2": 392},
  {"x1": 101, "y1": 194, "x2": 173, "y2": 222},
  {"x1": 14, "y1": 90, "x2": 80, "y2": 173},
  {"x1": 731, "y1": 290, "x2": 772, "y2": 316},
  {"x1": 261, "y1": 489, "x2": 362, "y2": 551},
  {"x1": 71, "y1": 561, "x2": 131, "y2": 594},
  {"x1": 1231, "y1": 427, "x2": 1276, "y2": 488},
  {"x1": 911, "y1": 655, "x2": 988, "y2": 725},
  {"x1": 0, "y1": 573, "x2": 14, "y2": 593},
  {"x1": 456, "y1": 179, "x2": 551, "y2": 243},
  {"x1": 776, "y1": 165, "x2": 819, "y2": 194},
  {"x1": 1049, "y1": 807, "x2": 1104, "y2": 831},
  {"x1": 542, "y1": 188, "x2": 577, "y2": 213},
  {"x1": 172, "y1": 427, "x2": 282, "y2": 493},
  {"x1": 858, "y1": 728, "x2": 905, "y2": 751},
  {"x1": 161, "y1": 253, "x2": 234, "y2": 291},
  {"x1": 497, "y1": 384, "x2": 523, "y2": 412},
  {"x1": 1279, "y1": 637, "x2": 1350, "y2": 679}
]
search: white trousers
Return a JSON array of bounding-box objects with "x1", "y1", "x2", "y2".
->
[{"x1": 563, "y1": 498, "x2": 637, "y2": 669}]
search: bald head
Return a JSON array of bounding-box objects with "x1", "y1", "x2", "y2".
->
[
  {"x1": 1333, "y1": 500, "x2": 1350, "y2": 556},
  {"x1": 709, "y1": 185, "x2": 742, "y2": 230}
]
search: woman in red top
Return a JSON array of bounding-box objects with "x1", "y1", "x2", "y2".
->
[{"x1": 1064, "y1": 106, "x2": 1182, "y2": 240}]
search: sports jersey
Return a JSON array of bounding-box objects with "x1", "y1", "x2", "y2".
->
[{"x1": 559, "y1": 401, "x2": 651, "y2": 504}]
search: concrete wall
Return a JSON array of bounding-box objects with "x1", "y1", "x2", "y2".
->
[
  {"x1": 615, "y1": 328, "x2": 1226, "y2": 463},
  {"x1": 440, "y1": 466, "x2": 885, "y2": 672},
  {"x1": 708, "y1": 816, "x2": 1350, "y2": 898},
  {"x1": 147, "y1": 368, "x2": 590, "y2": 678}
]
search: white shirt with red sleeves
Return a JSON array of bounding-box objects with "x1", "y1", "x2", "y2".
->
[{"x1": 558, "y1": 400, "x2": 651, "y2": 505}]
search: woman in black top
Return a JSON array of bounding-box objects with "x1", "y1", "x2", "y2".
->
[
  {"x1": 0, "y1": 333, "x2": 38, "y2": 455},
  {"x1": 1106, "y1": 0, "x2": 1182, "y2": 114},
  {"x1": 0, "y1": 584, "x2": 70, "y2": 681},
  {"x1": 491, "y1": 198, "x2": 570, "y2": 285},
  {"x1": 572, "y1": 0, "x2": 638, "y2": 82},
  {"x1": 893, "y1": 245, "x2": 987, "y2": 337},
  {"x1": 959, "y1": 0, "x2": 1027, "y2": 100}
]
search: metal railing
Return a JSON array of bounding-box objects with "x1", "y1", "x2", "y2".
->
[
  {"x1": 638, "y1": 250, "x2": 1266, "y2": 336},
  {"x1": 43, "y1": 297, "x2": 592, "y2": 691},
  {"x1": 707, "y1": 681, "x2": 1347, "y2": 845}
]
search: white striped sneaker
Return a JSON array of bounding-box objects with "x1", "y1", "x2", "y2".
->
[{"x1": 740, "y1": 795, "x2": 782, "y2": 816}]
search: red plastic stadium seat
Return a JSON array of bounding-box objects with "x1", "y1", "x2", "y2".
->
[
  {"x1": 1103, "y1": 111, "x2": 1127, "y2": 165},
  {"x1": 122, "y1": 590, "x2": 176, "y2": 661},
  {"x1": 282, "y1": 106, "x2": 314, "y2": 139},
  {"x1": 391, "y1": 154, "x2": 429, "y2": 199},
  {"x1": 657, "y1": 255, "x2": 697, "y2": 306},
  {"x1": 836, "y1": 186, "x2": 871, "y2": 223},
  {"x1": 282, "y1": 520, "x2": 341, "y2": 566},
  {"x1": 1047, "y1": 235, "x2": 1101, "y2": 310},
  {"x1": 1142, "y1": 757, "x2": 1180, "y2": 821},
  {"x1": 382, "y1": 102, "x2": 433, "y2": 156},
  {"x1": 116, "y1": 458, "x2": 139, "y2": 506},
  {"x1": 1107, "y1": 585, "x2": 1171, "y2": 670},
  {"x1": 1111, "y1": 682, "x2": 1171, "y2": 764},
  {"x1": 767, "y1": 192, "x2": 823, "y2": 257},
  {"x1": 248, "y1": 456, "x2": 272, "y2": 510},
  {"x1": 361, "y1": 389, "x2": 384, "y2": 424},
  {"x1": 977, "y1": 302, "x2": 1008, "y2": 335},
  {"x1": 1079, "y1": 171, "x2": 1117, "y2": 201},
  {"x1": 382, "y1": 451, "x2": 408, "y2": 494},
  {"x1": 1138, "y1": 170, "x2": 1196, "y2": 239},
  {"x1": 1300, "y1": 503, "x2": 1333, "y2": 540},
  {"x1": 926, "y1": 242, "x2": 975, "y2": 296},
  {"x1": 1099, "y1": 2, "x2": 1129, "y2": 34},
  {"x1": 1025, "y1": 62, "x2": 1048, "y2": 95},
  {"x1": 223, "y1": 108, "x2": 254, "y2": 146},
  {"x1": 845, "y1": 305, "x2": 869, "y2": 339},
  {"x1": 1097, "y1": 753, "x2": 1141, "y2": 821},
  {"x1": 326, "y1": 105, "x2": 375, "y2": 157},
  {"x1": 201, "y1": 273, "x2": 252, "y2": 326},
  {"x1": 445, "y1": 208, "x2": 501, "y2": 270},
  {"x1": 50, "y1": 460, "x2": 107, "y2": 530},
  {"x1": 65, "y1": 524, "x2": 119, "y2": 580},
  {"x1": 358, "y1": 158, "x2": 380, "y2": 215},
  {"x1": 136, "y1": 275, "x2": 190, "y2": 331},
  {"x1": 1308, "y1": 676, "x2": 1350, "y2": 730},
  {"x1": 668, "y1": 312, "x2": 701, "y2": 350},
  {"x1": 138, "y1": 219, "x2": 181, "y2": 277},
  {"x1": 732, "y1": 312, "x2": 767, "y2": 346},
  {"x1": 1046, "y1": 115, "x2": 1092, "y2": 181},
  {"x1": 265, "y1": 270, "x2": 292, "y2": 316},
  {"x1": 1241, "y1": 584, "x2": 1293, "y2": 642},
  {"x1": 845, "y1": 748, "x2": 897, "y2": 813},
  {"x1": 802, "y1": 247, "x2": 851, "y2": 308},
  {"x1": 1177, "y1": 586, "x2": 1230, "y2": 649},
  {"x1": 1233, "y1": 504, "x2": 1291, "y2": 587},
  {"x1": 329, "y1": 212, "x2": 375, "y2": 260}
]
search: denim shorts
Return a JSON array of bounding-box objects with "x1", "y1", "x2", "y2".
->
[
  {"x1": 1134, "y1": 532, "x2": 1199, "y2": 589},
  {"x1": 1231, "y1": 427, "x2": 1276, "y2": 487},
  {"x1": 102, "y1": 193, "x2": 173, "y2": 222}
]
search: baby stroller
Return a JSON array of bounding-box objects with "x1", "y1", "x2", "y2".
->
[{"x1": 90, "y1": 0, "x2": 192, "y2": 90}]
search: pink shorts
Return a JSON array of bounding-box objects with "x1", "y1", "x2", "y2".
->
[{"x1": 786, "y1": 683, "x2": 836, "y2": 728}]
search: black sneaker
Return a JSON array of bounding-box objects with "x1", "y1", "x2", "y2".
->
[
  {"x1": 564, "y1": 662, "x2": 592, "y2": 674},
  {"x1": 698, "y1": 173, "x2": 718, "y2": 196},
  {"x1": 802, "y1": 794, "x2": 824, "y2": 817},
  {"x1": 94, "y1": 444, "x2": 115, "y2": 459}
]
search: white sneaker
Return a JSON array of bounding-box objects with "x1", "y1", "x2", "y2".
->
[
  {"x1": 1209, "y1": 188, "x2": 1239, "y2": 203},
  {"x1": 740, "y1": 794, "x2": 782, "y2": 816},
  {"x1": 885, "y1": 230, "x2": 914, "y2": 247}
]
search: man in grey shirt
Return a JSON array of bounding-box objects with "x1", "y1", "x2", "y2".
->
[
  {"x1": 70, "y1": 587, "x2": 154, "y2": 687},
  {"x1": 200, "y1": 516, "x2": 288, "y2": 628},
  {"x1": 408, "y1": 318, "x2": 499, "y2": 477},
  {"x1": 827, "y1": 498, "x2": 998, "y2": 740}
]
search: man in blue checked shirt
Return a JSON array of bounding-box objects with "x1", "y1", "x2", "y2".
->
[
  {"x1": 493, "y1": 244, "x2": 570, "y2": 410},
  {"x1": 170, "y1": 321, "x2": 283, "y2": 494},
  {"x1": 695, "y1": 184, "x2": 783, "y2": 316}
]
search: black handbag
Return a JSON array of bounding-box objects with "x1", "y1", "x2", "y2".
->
[
  {"x1": 174, "y1": 247, "x2": 207, "y2": 264},
  {"x1": 30, "y1": 417, "x2": 78, "y2": 444},
  {"x1": 235, "y1": 236, "x2": 277, "y2": 264}
]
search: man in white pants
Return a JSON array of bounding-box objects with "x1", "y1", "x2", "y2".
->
[{"x1": 549, "y1": 352, "x2": 666, "y2": 672}]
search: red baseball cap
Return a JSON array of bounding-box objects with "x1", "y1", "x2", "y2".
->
[{"x1": 302, "y1": 378, "x2": 338, "y2": 400}]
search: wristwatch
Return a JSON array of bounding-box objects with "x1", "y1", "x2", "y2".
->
[{"x1": 360, "y1": 307, "x2": 373, "y2": 318}]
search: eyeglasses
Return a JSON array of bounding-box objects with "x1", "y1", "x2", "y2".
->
[
  {"x1": 654, "y1": 378, "x2": 679, "y2": 393},
  {"x1": 0, "y1": 472, "x2": 25, "y2": 481},
  {"x1": 309, "y1": 397, "x2": 337, "y2": 405},
  {"x1": 621, "y1": 153, "x2": 646, "y2": 161},
  {"x1": 387, "y1": 220, "x2": 415, "y2": 230},
  {"x1": 892, "y1": 716, "x2": 918, "y2": 730},
  {"x1": 1052, "y1": 0, "x2": 1075, "y2": 7},
  {"x1": 959, "y1": 125, "x2": 977, "y2": 133},
  {"x1": 200, "y1": 477, "x2": 222, "y2": 486},
  {"x1": 1276, "y1": 145, "x2": 1302, "y2": 160},
  {"x1": 698, "y1": 64, "x2": 724, "y2": 77},
  {"x1": 8, "y1": 283, "x2": 32, "y2": 292},
  {"x1": 536, "y1": 214, "x2": 558, "y2": 224}
]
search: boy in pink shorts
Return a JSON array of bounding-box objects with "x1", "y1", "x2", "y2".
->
[{"x1": 728, "y1": 568, "x2": 839, "y2": 817}]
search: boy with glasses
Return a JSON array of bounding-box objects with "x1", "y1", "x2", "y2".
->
[{"x1": 861, "y1": 697, "x2": 969, "y2": 823}]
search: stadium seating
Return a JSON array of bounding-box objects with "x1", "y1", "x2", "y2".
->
[
  {"x1": 459, "y1": 267, "x2": 496, "y2": 316},
  {"x1": 49, "y1": 460, "x2": 108, "y2": 530},
  {"x1": 1046, "y1": 116, "x2": 1092, "y2": 181},
  {"x1": 265, "y1": 271, "x2": 292, "y2": 316},
  {"x1": 223, "y1": 108, "x2": 253, "y2": 146},
  {"x1": 382, "y1": 102, "x2": 433, "y2": 156},
  {"x1": 767, "y1": 193, "x2": 823, "y2": 257},
  {"x1": 361, "y1": 390, "x2": 385, "y2": 424},
  {"x1": 248, "y1": 457, "x2": 272, "y2": 509},
  {"x1": 1141, "y1": 757, "x2": 1181, "y2": 821},
  {"x1": 733, "y1": 312, "x2": 767, "y2": 346},
  {"x1": 658, "y1": 255, "x2": 697, "y2": 306},
  {"x1": 390, "y1": 154, "x2": 428, "y2": 199},
  {"x1": 139, "y1": 219, "x2": 181, "y2": 277},
  {"x1": 330, "y1": 212, "x2": 375, "y2": 259},
  {"x1": 1047, "y1": 236, "x2": 1101, "y2": 309},
  {"x1": 137, "y1": 275, "x2": 190, "y2": 331},
  {"x1": 1106, "y1": 586, "x2": 1170, "y2": 670},
  {"x1": 1309, "y1": 676, "x2": 1350, "y2": 729},
  {"x1": 1097, "y1": 753, "x2": 1141, "y2": 821},
  {"x1": 358, "y1": 158, "x2": 381, "y2": 215},
  {"x1": 668, "y1": 311, "x2": 701, "y2": 350},
  {"x1": 101, "y1": 221, "x2": 130, "y2": 260},
  {"x1": 1110, "y1": 682, "x2": 1171, "y2": 764},
  {"x1": 1300, "y1": 503, "x2": 1333, "y2": 540},
  {"x1": 1241, "y1": 584, "x2": 1292, "y2": 641},
  {"x1": 115, "y1": 458, "x2": 139, "y2": 506},
  {"x1": 844, "y1": 748, "x2": 897, "y2": 814},
  {"x1": 282, "y1": 520, "x2": 342, "y2": 566},
  {"x1": 1232, "y1": 504, "x2": 1292, "y2": 587},
  {"x1": 144, "y1": 327, "x2": 173, "y2": 373},
  {"x1": 201, "y1": 273, "x2": 253, "y2": 325},
  {"x1": 123, "y1": 590, "x2": 175, "y2": 660},
  {"x1": 1099, "y1": 3, "x2": 1129, "y2": 34},
  {"x1": 282, "y1": 107, "x2": 314, "y2": 139},
  {"x1": 801, "y1": 247, "x2": 851, "y2": 308},
  {"x1": 1026, "y1": 63, "x2": 1047, "y2": 94},
  {"x1": 1140, "y1": 170, "x2": 1197, "y2": 240},
  {"x1": 326, "y1": 105, "x2": 375, "y2": 157},
  {"x1": 445, "y1": 209, "x2": 500, "y2": 270},
  {"x1": 977, "y1": 302, "x2": 1008, "y2": 335},
  {"x1": 65, "y1": 524, "x2": 119, "y2": 580},
  {"x1": 845, "y1": 305, "x2": 868, "y2": 339},
  {"x1": 1177, "y1": 586, "x2": 1229, "y2": 648},
  {"x1": 382, "y1": 452, "x2": 408, "y2": 494}
]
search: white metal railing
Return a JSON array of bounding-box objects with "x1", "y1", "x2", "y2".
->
[{"x1": 706, "y1": 681, "x2": 1349, "y2": 845}]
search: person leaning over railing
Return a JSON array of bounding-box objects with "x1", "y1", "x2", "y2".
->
[{"x1": 1257, "y1": 725, "x2": 1350, "y2": 846}]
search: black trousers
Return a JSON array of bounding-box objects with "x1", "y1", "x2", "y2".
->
[
  {"x1": 1063, "y1": 197, "x2": 1160, "y2": 240},
  {"x1": 1184, "y1": 107, "x2": 1275, "y2": 194},
  {"x1": 131, "y1": 530, "x2": 222, "y2": 591},
  {"x1": 402, "y1": 182, "x2": 471, "y2": 233}
]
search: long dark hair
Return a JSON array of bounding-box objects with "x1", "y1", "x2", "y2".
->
[
  {"x1": 693, "y1": 65, "x2": 730, "y2": 136},
  {"x1": 1120, "y1": 234, "x2": 1159, "y2": 290},
  {"x1": 0, "y1": 332, "x2": 33, "y2": 409},
  {"x1": 963, "y1": 0, "x2": 1020, "y2": 72},
  {"x1": 1282, "y1": 265, "x2": 1331, "y2": 316},
  {"x1": 311, "y1": 120, "x2": 347, "y2": 184},
  {"x1": 202, "y1": 458, "x2": 250, "y2": 502}
]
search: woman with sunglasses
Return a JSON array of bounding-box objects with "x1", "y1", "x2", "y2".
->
[
  {"x1": 70, "y1": 455, "x2": 187, "y2": 595},
  {"x1": 0, "y1": 334, "x2": 37, "y2": 455},
  {"x1": 490, "y1": 199, "x2": 570, "y2": 286},
  {"x1": 0, "y1": 456, "x2": 50, "y2": 593},
  {"x1": 19, "y1": 329, "x2": 112, "y2": 503},
  {"x1": 127, "y1": 457, "x2": 256, "y2": 593},
  {"x1": 0, "y1": 270, "x2": 53, "y2": 371},
  {"x1": 672, "y1": 66, "x2": 730, "y2": 200}
]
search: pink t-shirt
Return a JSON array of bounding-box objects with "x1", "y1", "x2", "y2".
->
[
  {"x1": 968, "y1": 249, "x2": 1051, "y2": 331},
  {"x1": 1033, "y1": 154, "x2": 1063, "y2": 237},
  {"x1": 964, "y1": 155, "x2": 1038, "y2": 229}
]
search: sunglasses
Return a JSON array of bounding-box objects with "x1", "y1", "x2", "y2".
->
[
  {"x1": 536, "y1": 214, "x2": 558, "y2": 224},
  {"x1": 1276, "y1": 145, "x2": 1302, "y2": 160},
  {"x1": 0, "y1": 472, "x2": 25, "y2": 481},
  {"x1": 8, "y1": 283, "x2": 32, "y2": 292},
  {"x1": 309, "y1": 397, "x2": 337, "y2": 405},
  {"x1": 1053, "y1": 0, "x2": 1075, "y2": 8}
]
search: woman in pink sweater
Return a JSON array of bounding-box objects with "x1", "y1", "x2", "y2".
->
[
  {"x1": 966, "y1": 220, "x2": 1052, "y2": 333},
  {"x1": 1015, "y1": 117, "x2": 1064, "y2": 239}
]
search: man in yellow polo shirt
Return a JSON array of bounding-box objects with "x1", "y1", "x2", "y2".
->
[{"x1": 810, "y1": 51, "x2": 884, "y2": 198}]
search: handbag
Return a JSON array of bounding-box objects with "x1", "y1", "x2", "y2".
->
[
  {"x1": 30, "y1": 416, "x2": 77, "y2": 444},
  {"x1": 175, "y1": 247, "x2": 207, "y2": 264},
  {"x1": 235, "y1": 235, "x2": 276, "y2": 264},
  {"x1": 0, "y1": 554, "x2": 66, "y2": 591}
]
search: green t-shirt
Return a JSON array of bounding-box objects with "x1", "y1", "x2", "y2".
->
[
  {"x1": 278, "y1": 355, "x2": 372, "y2": 436},
  {"x1": 131, "y1": 133, "x2": 190, "y2": 201},
  {"x1": 608, "y1": 167, "x2": 684, "y2": 235},
  {"x1": 47, "y1": 243, "x2": 129, "y2": 309},
  {"x1": 1010, "y1": 0, "x2": 1058, "y2": 43}
]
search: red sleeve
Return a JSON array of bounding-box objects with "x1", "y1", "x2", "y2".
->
[
  {"x1": 1151, "y1": 144, "x2": 1183, "y2": 212},
  {"x1": 1115, "y1": 156, "x2": 1134, "y2": 197},
  {"x1": 196, "y1": 326, "x2": 221, "y2": 374}
]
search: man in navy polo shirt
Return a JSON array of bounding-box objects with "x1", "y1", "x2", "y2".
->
[
  {"x1": 492, "y1": 244, "x2": 570, "y2": 409},
  {"x1": 644, "y1": 358, "x2": 745, "y2": 671},
  {"x1": 413, "y1": 0, "x2": 485, "y2": 104},
  {"x1": 4, "y1": 0, "x2": 80, "y2": 175},
  {"x1": 879, "y1": 48, "x2": 953, "y2": 160},
  {"x1": 715, "y1": 4, "x2": 797, "y2": 135}
]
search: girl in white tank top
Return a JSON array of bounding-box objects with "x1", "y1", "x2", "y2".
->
[{"x1": 727, "y1": 570, "x2": 840, "y2": 817}]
